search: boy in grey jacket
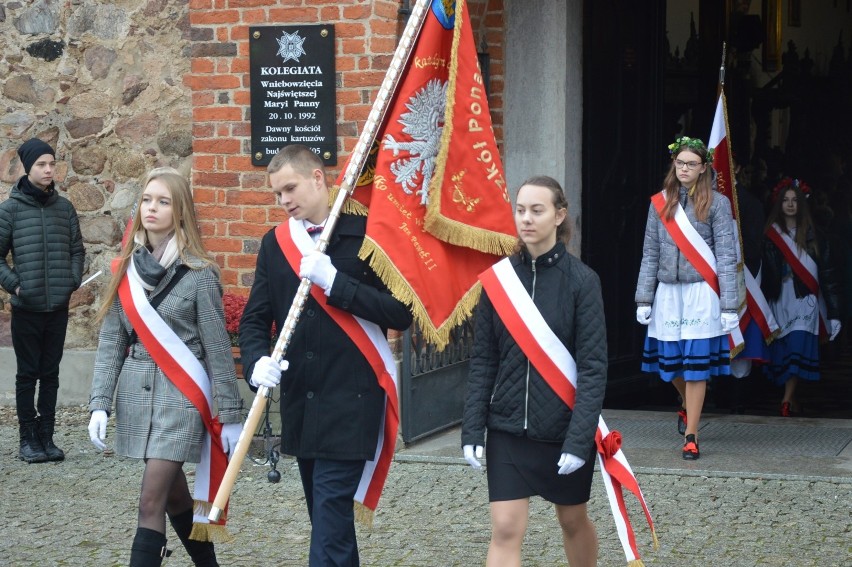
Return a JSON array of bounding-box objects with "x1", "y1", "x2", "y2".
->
[{"x1": 0, "y1": 138, "x2": 85, "y2": 463}]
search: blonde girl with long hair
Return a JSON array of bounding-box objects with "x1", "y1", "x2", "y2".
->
[{"x1": 87, "y1": 168, "x2": 243, "y2": 567}]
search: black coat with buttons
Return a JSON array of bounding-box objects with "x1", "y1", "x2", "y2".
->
[
  {"x1": 462, "y1": 242, "x2": 608, "y2": 458},
  {"x1": 240, "y1": 214, "x2": 413, "y2": 460}
]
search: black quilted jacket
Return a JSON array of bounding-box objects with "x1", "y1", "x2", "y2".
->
[
  {"x1": 0, "y1": 178, "x2": 85, "y2": 312},
  {"x1": 462, "y1": 242, "x2": 608, "y2": 458}
]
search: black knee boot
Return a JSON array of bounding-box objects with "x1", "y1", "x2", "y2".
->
[
  {"x1": 18, "y1": 421, "x2": 48, "y2": 463},
  {"x1": 129, "y1": 527, "x2": 170, "y2": 567},
  {"x1": 169, "y1": 509, "x2": 219, "y2": 566},
  {"x1": 37, "y1": 417, "x2": 65, "y2": 461}
]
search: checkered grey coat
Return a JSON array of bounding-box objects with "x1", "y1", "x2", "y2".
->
[{"x1": 89, "y1": 256, "x2": 243, "y2": 463}]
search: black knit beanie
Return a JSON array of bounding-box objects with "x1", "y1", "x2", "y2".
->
[{"x1": 17, "y1": 138, "x2": 55, "y2": 174}]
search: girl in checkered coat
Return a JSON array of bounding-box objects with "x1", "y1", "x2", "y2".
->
[{"x1": 87, "y1": 169, "x2": 243, "y2": 566}]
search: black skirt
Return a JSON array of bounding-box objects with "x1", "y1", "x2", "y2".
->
[{"x1": 485, "y1": 429, "x2": 595, "y2": 506}]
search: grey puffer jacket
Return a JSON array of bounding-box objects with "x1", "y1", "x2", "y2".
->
[
  {"x1": 635, "y1": 188, "x2": 737, "y2": 312},
  {"x1": 0, "y1": 178, "x2": 85, "y2": 312},
  {"x1": 462, "y1": 243, "x2": 607, "y2": 459}
]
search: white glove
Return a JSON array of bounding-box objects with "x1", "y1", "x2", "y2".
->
[
  {"x1": 463, "y1": 444, "x2": 483, "y2": 470},
  {"x1": 636, "y1": 305, "x2": 652, "y2": 325},
  {"x1": 829, "y1": 319, "x2": 842, "y2": 341},
  {"x1": 299, "y1": 251, "x2": 338, "y2": 293},
  {"x1": 557, "y1": 453, "x2": 585, "y2": 475},
  {"x1": 220, "y1": 422, "x2": 242, "y2": 460},
  {"x1": 721, "y1": 312, "x2": 739, "y2": 333},
  {"x1": 249, "y1": 356, "x2": 288, "y2": 389},
  {"x1": 88, "y1": 410, "x2": 108, "y2": 451}
]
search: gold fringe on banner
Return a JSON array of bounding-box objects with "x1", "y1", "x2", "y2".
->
[
  {"x1": 353, "y1": 501, "x2": 375, "y2": 527},
  {"x1": 358, "y1": 238, "x2": 483, "y2": 350},
  {"x1": 329, "y1": 185, "x2": 369, "y2": 216}
]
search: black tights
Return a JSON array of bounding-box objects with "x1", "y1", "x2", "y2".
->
[{"x1": 138, "y1": 459, "x2": 195, "y2": 534}]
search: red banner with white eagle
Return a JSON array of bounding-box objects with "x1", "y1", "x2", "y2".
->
[{"x1": 338, "y1": 0, "x2": 516, "y2": 348}]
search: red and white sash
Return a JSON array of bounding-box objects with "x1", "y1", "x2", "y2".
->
[
  {"x1": 275, "y1": 218, "x2": 399, "y2": 515},
  {"x1": 118, "y1": 261, "x2": 230, "y2": 539},
  {"x1": 765, "y1": 224, "x2": 829, "y2": 336},
  {"x1": 480, "y1": 258, "x2": 657, "y2": 566},
  {"x1": 741, "y1": 266, "x2": 779, "y2": 340},
  {"x1": 651, "y1": 191, "x2": 744, "y2": 351}
]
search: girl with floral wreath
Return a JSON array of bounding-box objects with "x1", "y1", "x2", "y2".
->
[
  {"x1": 760, "y1": 177, "x2": 841, "y2": 417},
  {"x1": 635, "y1": 137, "x2": 738, "y2": 459}
]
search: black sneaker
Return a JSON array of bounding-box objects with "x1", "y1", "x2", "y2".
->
[{"x1": 677, "y1": 408, "x2": 687, "y2": 435}]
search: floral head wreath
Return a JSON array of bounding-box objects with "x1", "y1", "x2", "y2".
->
[
  {"x1": 668, "y1": 136, "x2": 714, "y2": 165},
  {"x1": 771, "y1": 177, "x2": 811, "y2": 202}
]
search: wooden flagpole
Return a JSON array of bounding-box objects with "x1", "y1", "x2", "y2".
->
[{"x1": 208, "y1": 0, "x2": 433, "y2": 523}]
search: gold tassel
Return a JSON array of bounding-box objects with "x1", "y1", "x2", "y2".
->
[
  {"x1": 188, "y1": 500, "x2": 235, "y2": 543},
  {"x1": 652, "y1": 529, "x2": 660, "y2": 550},
  {"x1": 627, "y1": 560, "x2": 645, "y2": 567},
  {"x1": 189, "y1": 522, "x2": 234, "y2": 544},
  {"x1": 353, "y1": 501, "x2": 375, "y2": 527}
]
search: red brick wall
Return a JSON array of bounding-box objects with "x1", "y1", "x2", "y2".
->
[{"x1": 188, "y1": 0, "x2": 504, "y2": 294}]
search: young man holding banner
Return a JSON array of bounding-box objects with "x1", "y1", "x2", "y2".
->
[{"x1": 239, "y1": 145, "x2": 412, "y2": 565}]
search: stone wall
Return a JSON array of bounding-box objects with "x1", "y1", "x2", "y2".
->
[{"x1": 0, "y1": 0, "x2": 193, "y2": 348}]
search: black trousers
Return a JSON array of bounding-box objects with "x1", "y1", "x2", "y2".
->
[
  {"x1": 11, "y1": 307, "x2": 69, "y2": 424},
  {"x1": 297, "y1": 457, "x2": 366, "y2": 567}
]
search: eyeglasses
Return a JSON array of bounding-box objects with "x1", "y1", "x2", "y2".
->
[{"x1": 674, "y1": 159, "x2": 703, "y2": 170}]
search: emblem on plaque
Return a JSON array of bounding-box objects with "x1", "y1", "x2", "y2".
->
[{"x1": 276, "y1": 30, "x2": 306, "y2": 63}]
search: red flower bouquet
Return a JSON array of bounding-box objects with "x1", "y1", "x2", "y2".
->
[
  {"x1": 223, "y1": 292, "x2": 276, "y2": 348},
  {"x1": 223, "y1": 293, "x2": 248, "y2": 347}
]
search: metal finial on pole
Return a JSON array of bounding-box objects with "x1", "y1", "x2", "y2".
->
[{"x1": 718, "y1": 42, "x2": 727, "y2": 88}]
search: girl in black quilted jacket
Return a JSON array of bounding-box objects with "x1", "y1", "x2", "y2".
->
[{"x1": 462, "y1": 176, "x2": 605, "y2": 567}]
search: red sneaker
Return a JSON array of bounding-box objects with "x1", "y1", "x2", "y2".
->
[
  {"x1": 780, "y1": 402, "x2": 792, "y2": 417},
  {"x1": 677, "y1": 409, "x2": 688, "y2": 435},
  {"x1": 682, "y1": 434, "x2": 699, "y2": 460}
]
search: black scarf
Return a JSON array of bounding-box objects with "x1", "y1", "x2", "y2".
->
[{"x1": 18, "y1": 176, "x2": 55, "y2": 205}]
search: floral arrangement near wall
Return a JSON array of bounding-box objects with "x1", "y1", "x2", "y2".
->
[{"x1": 223, "y1": 293, "x2": 248, "y2": 347}]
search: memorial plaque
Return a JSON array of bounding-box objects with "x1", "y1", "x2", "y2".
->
[{"x1": 249, "y1": 25, "x2": 336, "y2": 166}]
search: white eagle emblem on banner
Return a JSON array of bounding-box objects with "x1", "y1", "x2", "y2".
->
[{"x1": 382, "y1": 78, "x2": 447, "y2": 205}]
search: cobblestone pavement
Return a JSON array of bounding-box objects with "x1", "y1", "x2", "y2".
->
[{"x1": 0, "y1": 406, "x2": 850, "y2": 566}]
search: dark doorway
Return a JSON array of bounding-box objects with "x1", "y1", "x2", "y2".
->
[{"x1": 583, "y1": 0, "x2": 852, "y2": 419}]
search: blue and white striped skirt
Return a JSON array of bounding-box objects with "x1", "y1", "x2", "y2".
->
[
  {"x1": 764, "y1": 329, "x2": 820, "y2": 385},
  {"x1": 642, "y1": 335, "x2": 731, "y2": 382}
]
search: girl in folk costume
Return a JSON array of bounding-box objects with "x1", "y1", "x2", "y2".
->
[
  {"x1": 462, "y1": 176, "x2": 605, "y2": 567},
  {"x1": 635, "y1": 137, "x2": 738, "y2": 460},
  {"x1": 87, "y1": 169, "x2": 243, "y2": 567},
  {"x1": 760, "y1": 178, "x2": 841, "y2": 417}
]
